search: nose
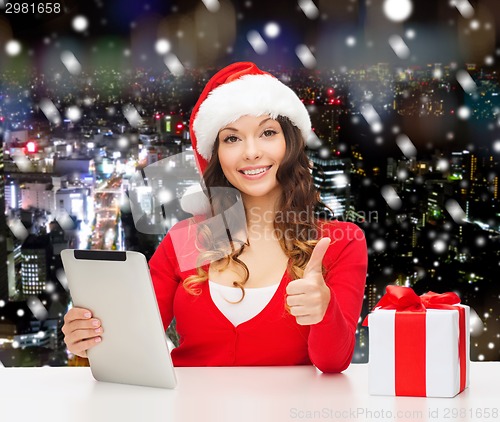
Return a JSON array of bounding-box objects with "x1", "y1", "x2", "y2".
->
[{"x1": 243, "y1": 138, "x2": 262, "y2": 160}]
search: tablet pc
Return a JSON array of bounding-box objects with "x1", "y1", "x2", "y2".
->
[{"x1": 61, "y1": 249, "x2": 177, "y2": 389}]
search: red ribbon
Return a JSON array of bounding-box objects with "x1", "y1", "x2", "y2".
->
[{"x1": 364, "y1": 285, "x2": 467, "y2": 396}]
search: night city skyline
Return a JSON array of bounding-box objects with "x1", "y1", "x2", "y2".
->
[{"x1": 0, "y1": 0, "x2": 499, "y2": 366}]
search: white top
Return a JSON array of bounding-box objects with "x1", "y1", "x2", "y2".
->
[{"x1": 208, "y1": 280, "x2": 280, "y2": 326}]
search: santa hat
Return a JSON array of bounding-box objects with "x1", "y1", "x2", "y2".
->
[
  {"x1": 190, "y1": 62, "x2": 311, "y2": 174},
  {"x1": 182, "y1": 62, "x2": 312, "y2": 215}
]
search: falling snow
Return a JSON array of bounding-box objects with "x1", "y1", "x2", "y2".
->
[
  {"x1": 155, "y1": 39, "x2": 171, "y2": 55},
  {"x1": 456, "y1": 70, "x2": 476, "y2": 94},
  {"x1": 11, "y1": 152, "x2": 33, "y2": 172},
  {"x1": 373, "y1": 239, "x2": 386, "y2": 252},
  {"x1": 264, "y1": 22, "x2": 280, "y2": 39},
  {"x1": 405, "y1": 29, "x2": 416, "y2": 39},
  {"x1": 122, "y1": 104, "x2": 144, "y2": 127},
  {"x1": 381, "y1": 185, "x2": 402, "y2": 210},
  {"x1": 298, "y1": 0, "x2": 319, "y2": 20},
  {"x1": 27, "y1": 297, "x2": 48, "y2": 321},
  {"x1": 65, "y1": 106, "x2": 82, "y2": 122},
  {"x1": 55, "y1": 269, "x2": 68, "y2": 291},
  {"x1": 72, "y1": 15, "x2": 89, "y2": 32},
  {"x1": 445, "y1": 199, "x2": 466, "y2": 223},
  {"x1": 201, "y1": 0, "x2": 220, "y2": 13},
  {"x1": 164, "y1": 53, "x2": 185, "y2": 76},
  {"x1": 247, "y1": 30, "x2": 268, "y2": 55},
  {"x1": 457, "y1": 106, "x2": 471, "y2": 120},
  {"x1": 346, "y1": 36, "x2": 356, "y2": 47},
  {"x1": 39, "y1": 98, "x2": 62, "y2": 125},
  {"x1": 396, "y1": 134, "x2": 417, "y2": 158},
  {"x1": 388, "y1": 35, "x2": 410, "y2": 60},
  {"x1": 8, "y1": 219, "x2": 29, "y2": 241},
  {"x1": 295, "y1": 44, "x2": 316, "y2": 69},
  {"x1": 383, "y1": 0, "x2": 413, "y2": 22},
  {"x1": 5, "y1": 40, "x2": 22, "y2": 56},
  {"x1": 360, "y1": 103, "x2": 383, "y2": 133}
]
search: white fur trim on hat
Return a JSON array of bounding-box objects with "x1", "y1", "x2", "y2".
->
[
  {"x1": 192, "y1": 74, "x2": 311, "y2": 161},
  {"x1": 180, "y1": 183, "x2": 211, "y2": 216}
]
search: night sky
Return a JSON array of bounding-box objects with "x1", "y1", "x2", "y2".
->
[{"x1": 2, "y1": 0, "x2": 500, "y2": 71}]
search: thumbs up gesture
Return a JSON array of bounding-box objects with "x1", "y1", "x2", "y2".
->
[{"x1": 285, "y1": 237, "x2": 332, "y2": 325}]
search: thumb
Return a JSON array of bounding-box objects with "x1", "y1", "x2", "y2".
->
[{"x1": 304, "y1": 237, "x2": 331, "y2": 277}]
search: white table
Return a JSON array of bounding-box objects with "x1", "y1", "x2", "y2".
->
[{"x1": 0, "y1": 363, "x2": 498, "y2": 422}]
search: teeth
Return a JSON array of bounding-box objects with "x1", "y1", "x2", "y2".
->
[{"x1": 242, "y1": 167, "x2": 269, "y2": 175}]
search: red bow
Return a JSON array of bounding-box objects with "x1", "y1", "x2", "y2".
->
[{"x1": 363, "y1": 285, "x2": 460, "y2": 326}]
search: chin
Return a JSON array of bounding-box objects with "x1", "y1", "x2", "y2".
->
[{"x1": 240, "y1": 184, "x2": 282, "y2": 199}]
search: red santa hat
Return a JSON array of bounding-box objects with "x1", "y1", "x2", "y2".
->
[
  {"x1": 181, "y1": 62, "x2": 312, "y2": 215},
  {"x1": 189, "y1": 61, "x2": 312, "y2": 175}
]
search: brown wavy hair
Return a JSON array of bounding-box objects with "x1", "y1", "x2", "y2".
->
[{"x1": 183, "y1": 116, "x2": 331, "y2": 301}]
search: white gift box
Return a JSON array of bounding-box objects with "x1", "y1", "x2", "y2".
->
[{"x1": 368, "y1": 305, "x2": 470, "y2": 397}]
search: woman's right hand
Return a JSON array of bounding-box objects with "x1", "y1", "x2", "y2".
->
[{"x1": 62, "y1": 307, "x2": 103, "y2": 358}]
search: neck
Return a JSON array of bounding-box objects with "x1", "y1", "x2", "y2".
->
[{"x1": 242, "y1": 190, "x2": 282, "y2": 238}]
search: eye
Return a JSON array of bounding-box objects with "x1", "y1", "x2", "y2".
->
[
  {"x1": 223, "y1": 135, "x2": 239, "y2": 143},
  {"x1": 262, "y1": 129, "x2": 278, "y2": 138}
]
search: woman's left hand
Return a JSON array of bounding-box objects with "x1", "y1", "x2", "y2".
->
[{"x1": 285, "y1": 237, "x2": 331, "y2": 325}]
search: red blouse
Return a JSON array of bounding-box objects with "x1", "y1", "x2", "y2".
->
[{"x1": 149, "y1": 218, "x2": 367, "y2": 373}]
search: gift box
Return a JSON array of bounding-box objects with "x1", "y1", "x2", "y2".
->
[{"x1": 364, "y1": 286, "x2": 470, "y2": 397}]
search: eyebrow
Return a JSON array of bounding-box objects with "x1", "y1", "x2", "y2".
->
[{"x1": 219, "y1": 117, "x2": 274, "y2": 133}]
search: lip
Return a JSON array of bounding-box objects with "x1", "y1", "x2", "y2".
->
[{"x1": 238, "y1": 165, "x2": 272, "y2": 179}]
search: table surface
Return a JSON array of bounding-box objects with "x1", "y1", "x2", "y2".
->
[{"x1": 0, "y1": 362, "x2": 498, "y2": 422}]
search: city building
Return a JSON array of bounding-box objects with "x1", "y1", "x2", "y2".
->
[
  {"x1": 309, "y1": 153, "x2": 351, "y2": 219},
  {"x1": 20, "y1": 235, "x2": 52, "y2": 297}
]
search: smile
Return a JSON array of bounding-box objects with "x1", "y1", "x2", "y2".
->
[{"x1": 238, "y1": 165, "x2": 272, "y2": 177}]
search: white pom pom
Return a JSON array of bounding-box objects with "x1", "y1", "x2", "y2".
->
[{"x1": 180, "y1": 183, "x2": 211, "y2": 216}]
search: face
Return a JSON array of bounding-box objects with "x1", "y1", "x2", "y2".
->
[{"x1": 217, "y1": 114, "x2": 286, "y2": 202}]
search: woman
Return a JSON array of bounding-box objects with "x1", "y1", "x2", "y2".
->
[{"x1": 62, "y1": 62, "x2": 367, "y2": 373}]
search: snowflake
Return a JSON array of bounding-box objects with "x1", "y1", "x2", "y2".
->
[
  {"x1": 295, "y1": 44, "x2": 316, "y2": 69},
  {"x1": 433, "y1": 239, "x2": 447, "y2": 254},
  {"x1": 445, "y1": 199, "x2": 466, "y2": 223},
  {"x1": 122, "y1": 104, "x2": 144, "y2": 127},
  {"x1": 247, "y1": 31, "x2": 268, "y2": 55},
  {"x1": 39, "y1": 98, "x2": 62, "y2": 125},
  {"x1": 5, "y1": 40, "x2": 22, "y2": 56},
  {"x1": 457, "y1": 106, "x2": 471, "y2": 120},
  {"x1": 264, "y1": 22, "x2": 280, "y2": 39},
  {"x1": 72, "y1": 15, "x2": 89, "y2": 32},
  {"x1": 381, "y1": 185, "x2": 402, "y2": 210},
  {"x1": 373, "y1": 239, "x2": 386, "y2": 252},
  {"x1": 155, "y1": 39, "x2": 171, "y2": 55},
  {"x1": 405, "y1": 29, "x2": 416, "y2": 39},
  {"x1": 346, "y1": 36, "x2": 356, "y2": 47},
  {"x1": 452, "y1": 0, "x2": 474, "y2": 19},
  {"x1": 298, "y1": 0, "x2": 319, "y2": 19},
  {"x1": 469, "y1": 20, "x2": 480, "y2": 31},
  {"x1": 360, "y1": 103, "x2": 382, "y2": 134},
  {"x1": 456, "y1": 70, "x2": 476, "y2": 93},
  {"x1": 383, "y1": 0, "x2": 413, "y2": 22},
  {"x1": 388, "y1": 35, "x2": 410, "y2": 59},
  {"x1": 396, "y1": 134, "x2": 417, "y2": 158},
  {"x1": 66, "y1": 106, "x2": 82, "y2": 122}
]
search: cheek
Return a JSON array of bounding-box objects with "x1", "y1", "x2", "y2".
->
[
  {"x1": 275, "y1": 140, "x2": 287, "y2": 162},
  {"x1": 218, "y1": 149, "x2": 237, "y2": 175}
]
